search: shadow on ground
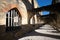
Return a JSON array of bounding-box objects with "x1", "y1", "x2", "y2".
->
[{"x1": 21, "y1": 31, "x2": 60, "y2": 39}]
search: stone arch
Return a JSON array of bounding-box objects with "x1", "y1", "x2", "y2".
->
[
  {"x1": 30, "y1": 16, "x2": 35, "y2": 24},
  {"x1": 0, "y1": 3, "x2": 18, "y2": 25},
  {"x1": 30, "y1": 14, "x2": 38, "y2": 24},
  {"x1": 17, "y1": 0, "x2": 28, "y2": 24},
  {"x1": 0, "y1": 0, "x2": 34, "y2": 25},
  {"x1": 6, "y1": 8, "x2": 22, "y2": 25},
  {"x1": 0, "y1": 0, "x2": 28, "y2": 25},
  {"x1": 3, "y1": 7, "x2": 22, "y2": 25},
  {"x1": 6, "y1": 8, "x2": 22, "y2": 31},
  {"x1": 29, "y1": 13, "x2": 43, "y2": 24}
]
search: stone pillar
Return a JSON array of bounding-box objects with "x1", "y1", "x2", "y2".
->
[
  {"x1": 0, "y1": 12, "x2": 6, "y2": 25},
  {"x1": 18, "y1": 0, "x2": 28, "y2": 25},
  {"x1": 34, "y1": 15, "x2": 38, "y2": 24},
  {"x1": 30, "y1": 16, "x2": 35, "y2": 24}
]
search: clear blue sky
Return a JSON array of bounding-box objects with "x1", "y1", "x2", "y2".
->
[{"x1": 37, "y1": 0, "x2": 52, "y2": 15}]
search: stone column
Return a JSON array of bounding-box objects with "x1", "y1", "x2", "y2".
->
[
  {"x1": 18, "y1": 0, "x2": 28, "y2": 25},
  {"x1": 0, "y1": 12, "x2": 6, "y2": 25}
]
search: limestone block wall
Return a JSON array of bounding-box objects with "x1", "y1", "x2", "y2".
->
[
  {"x1": 0, "y1": 12, "x2": 6, "y2": 25},
  {"x1": 0, "y1": 0, "x2": 40, "y2": 25},
  {"x1": 0, "y1": 0, "x2": 28, "y2": 25}
]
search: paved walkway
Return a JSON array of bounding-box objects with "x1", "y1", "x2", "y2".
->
[{"x1": 18, "y1": 24, "x2": 60, "y2": 40}]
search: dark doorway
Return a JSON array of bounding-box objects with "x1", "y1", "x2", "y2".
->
[{"x1": 6, "y1": 8, "x2": 21, "y2": 32}]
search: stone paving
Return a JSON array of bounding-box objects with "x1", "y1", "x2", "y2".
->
[{"x1": 18, "y1": 24, "x2": 60, "y2": 40}]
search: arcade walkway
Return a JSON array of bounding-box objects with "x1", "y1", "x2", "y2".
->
[{"x1": 18, "y1": 24, "x2": 60, "y2": 40}]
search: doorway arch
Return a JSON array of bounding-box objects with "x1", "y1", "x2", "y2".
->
[
  {"x1": 6, "y1": 8, "x2": 22, "y2": 32},
  {"x1": 30, "y1": 16, "x2": 35, "y2": 24}
]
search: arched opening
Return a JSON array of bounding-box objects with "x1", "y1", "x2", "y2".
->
[
  {"x1": 30, "y1": 16, "x2": 35, "y2": 24},
  {"x1": 6, "y1": 8, "x2": 22, "y2": 32}
]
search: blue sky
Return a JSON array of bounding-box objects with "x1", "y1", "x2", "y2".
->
[{"x1": 37, "y1": 0, "x2": 52, "y2": 15}]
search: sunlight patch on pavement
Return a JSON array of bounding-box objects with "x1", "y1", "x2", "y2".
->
[
  {"x1": 18, "y1": 36, "x2": 58, "y2": 40},
  {"x1": 35, "y1": 25, "x2": 60, "y2": 36},
  {"x1": 18, "y1": 24, "x2": 60, "y2": 40}
]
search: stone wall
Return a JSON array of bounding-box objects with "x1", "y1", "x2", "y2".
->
[{"x1": 0, "y1": 0, "x2": 40, "y2": 25}]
